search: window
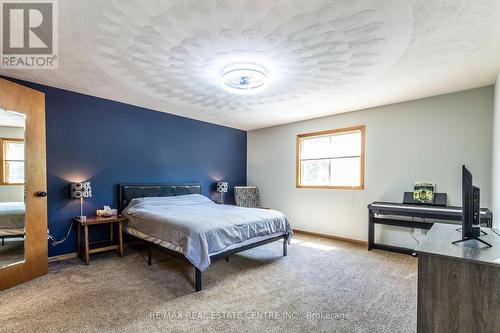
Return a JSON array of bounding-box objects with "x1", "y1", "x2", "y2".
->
[
  {"x1": 1, "y1": 139, "x2": 24, "y2": 185},
  {"x1": 296, "y1": 126, "x2": 365, "y2": 189}
]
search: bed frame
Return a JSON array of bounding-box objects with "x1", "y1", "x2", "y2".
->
[
  {"x1": 0, "y1": 229, "x2": 25, "y2": 246},
  {"x1": 118, "y1": 183, "x2": 289, "y2": 292}
]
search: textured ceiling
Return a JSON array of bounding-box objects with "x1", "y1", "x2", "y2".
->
[{"x1": 1, "y1": 0, "x2": 500, "y2": 130}]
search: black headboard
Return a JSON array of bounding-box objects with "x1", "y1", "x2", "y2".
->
[{"x1": 119, "y1": 183, "x2": 202, "y2": 213}]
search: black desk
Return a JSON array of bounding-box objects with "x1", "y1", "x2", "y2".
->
[{"x1": 368, "y1": 202, "x2": 492, "y2": 255}]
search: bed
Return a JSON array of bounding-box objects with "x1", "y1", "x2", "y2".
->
[
  {"x1": 119, "y1": 184, "x2": 292, "y2": 291},
  {"x1": 0, "y1": 202, "x2": 25, "y2": 246}
]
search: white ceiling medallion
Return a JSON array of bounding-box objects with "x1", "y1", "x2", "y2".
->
[
  {"x1": 221, "y1": 64, "x2": 268, "y2": 94},
  {"x1": 75, "y1": 0, "x2": 413, "y2": 113}
]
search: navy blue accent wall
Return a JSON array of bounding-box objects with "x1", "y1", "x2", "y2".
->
[{"x1": 3, "y1": 78, "x2": 247, "y2": 256}]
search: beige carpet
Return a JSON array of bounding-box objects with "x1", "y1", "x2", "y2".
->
[
  {"x1": 0, "y1": 240, "x2": 24, "y2": 268},
  {"x1": 0, "y1": 234, "x2": 417, "y2": 333}
]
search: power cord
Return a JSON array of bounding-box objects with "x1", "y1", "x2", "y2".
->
[
  {"x1": 47, "y1": 222, "x2": 73, "y2": 246},
  {"x1": 410, "y1": 228, "x2": 420, "y2": 246},
  {"x1": 490, "y1": 228, "x2": 500, "y2": 237},
  {"x1": 410, "y1": 217, "x2": 420, "y2": 246}
]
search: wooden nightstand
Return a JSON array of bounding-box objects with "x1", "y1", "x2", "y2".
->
[{"x1": 74, "y1": 215, "x2": 126, "y2": 265}]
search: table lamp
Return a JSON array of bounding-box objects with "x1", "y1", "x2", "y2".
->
[
  {"x1": 70, "y1": 181, "x2": 92, "y2": 221},
  {"x1": 217, "y1": 181, "x2": 228, "y2": 204}
]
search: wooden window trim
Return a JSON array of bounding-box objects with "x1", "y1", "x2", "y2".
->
[
  {"x1": 296, "y1": 125, "x2": 365, "y2": 190},
  {"x1": 0, "y1": 137, "x2": 24, "y2": 185}
]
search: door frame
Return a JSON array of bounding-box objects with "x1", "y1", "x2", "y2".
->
[{"x1": 0, "y1": 78, "x2": 47, "y2": 290}]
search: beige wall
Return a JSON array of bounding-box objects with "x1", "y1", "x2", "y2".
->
[
  {"x1": 0, "y1": 126, "x2": 24, "y2": 139},
  {"x1": 248, "y1": 87, "x2": 494, "y2": 247},
  {"x1": 0, "y1": 126, "x2": 24, "y2": 202},
  {"x1": 493, "y1": 72, "x2": 500, "y2": 228}
]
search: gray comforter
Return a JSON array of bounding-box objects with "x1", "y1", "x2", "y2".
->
[
  {"x1": 0, "y1": 202, "x2": 25, "y2": 229},
  {"x1": 123, "y1": 194, "x2": 292, "y2": 271}
]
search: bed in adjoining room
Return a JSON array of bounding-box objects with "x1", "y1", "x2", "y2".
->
[
  {"x1": 119, "y1": 184, "x2": 292, "y2": 291},
  {"x1": 0, "y1": 202, "x2": 25, "y2": 246}
]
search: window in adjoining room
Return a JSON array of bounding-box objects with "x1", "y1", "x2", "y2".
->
[
  {"x1": 296, "y1": 126, "x2": 365, "y2": 189},
  {"x1": 1, "y1": 139, "x2": 24, "y2": 185}
]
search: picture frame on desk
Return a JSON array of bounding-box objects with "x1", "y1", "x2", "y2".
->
[{"x1": 403, "y1": 192, "x2": 447, "y2": 206}]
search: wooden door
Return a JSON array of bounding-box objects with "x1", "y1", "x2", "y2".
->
[{"x1": 0, "y1": 78, "x2": 47, "y2": 290}]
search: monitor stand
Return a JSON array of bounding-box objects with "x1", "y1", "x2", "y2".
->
[
  {"x1": 455, "y1": 228, "x2": 488, "y2": 238},
  {"x1": 455, "y1": 227, "x2": 488, "y2": 236},
  {"x1": 452, "y1": 236, "x2": 492, "y2": 247}
]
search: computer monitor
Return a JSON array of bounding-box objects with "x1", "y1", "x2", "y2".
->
[
  {"x1": 452, "y1": 165, "x2": 491, "y2": 247},
  {"x1": 461, "y1": 166, "x2": 478, "y2": 238}
]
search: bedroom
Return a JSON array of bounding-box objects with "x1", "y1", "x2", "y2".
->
[{"x1": 0, "y1": 1, "x2": 500, "y2": 332}]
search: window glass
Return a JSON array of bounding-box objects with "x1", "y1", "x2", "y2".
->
[
  {"x1": 297, "y1": 127, "x2": 364, "y2": 188},
  {"x1": 3, "y1": 141, "x2": 24, "y2": 184}
]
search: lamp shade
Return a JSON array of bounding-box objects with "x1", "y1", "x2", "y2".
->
[
  {"x1": 216, "y1": 181, "x2": 228, "y2": 193},
  {"x1": 70, "y1": 182, "x2": 92, "y2": 199}
]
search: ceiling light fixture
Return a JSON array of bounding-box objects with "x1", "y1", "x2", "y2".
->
[{"x1": 221, "y1": 64, "x2": 268, "y2": 94}]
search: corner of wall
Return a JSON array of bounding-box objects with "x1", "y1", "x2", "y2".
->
[{"x1": 492, "y1": 71, "x2": 500, "y2": 228}]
